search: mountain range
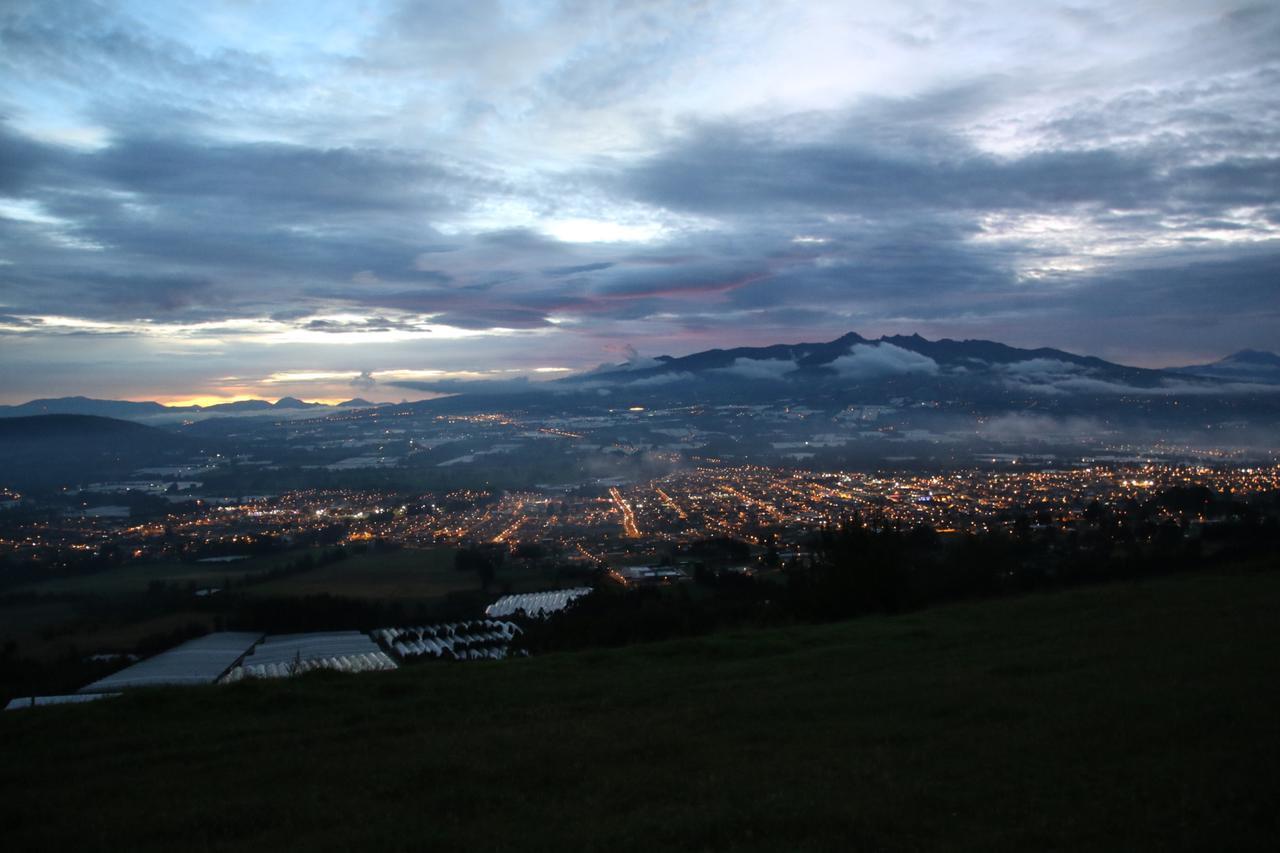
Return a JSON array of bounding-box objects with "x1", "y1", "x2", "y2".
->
[
  {"x1": 0, "y1": 414, "x2": 203, "y2": 491},
  {"x1": 2, "y1": 333, "x2": 1278, "y2": 425},
  {"x1": 580, "y1": 332, "x2": 1148, "y2": 382},
  {"x1": 366, "y1": 332, "x2": 1280, "y2": 435},
  {"x1": 0, "y1": 332, "x2": 1275, "y2": 491},
  {"x1": 0, "y1": 395, "x2": 377, "y2": 421},
  {"x1": 1172, "y1": 350, "x2": 1280, "y2": 385},
  {"x1": 578, "y1": 332, "x2": 1280, "y2": 387}
]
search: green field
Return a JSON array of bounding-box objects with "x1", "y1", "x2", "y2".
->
[
  {"x1": 1, "y1": 550, "x2": 333, "y2": 664},
  {"x1": 2, "y1": 566, "x2": 1277, "y2": 851},
  {"x1": 0, "y1": 598, "x2": 80, "y2": 659},
  {"x1": 13, "y1": 550, "x2": 311, "y2": 598},
  {"x1": 1, "y1": 546, "x2": 579, "y2": 665},
  {"x1": 243, "y1": 547, "x2": 469, "y2": 600},
  {"x1": 243, "y1": 547, "x2": 578, "y2": 601},
  {"x1": 12, "y1": 546, "x2": 576, "y2": 602}
]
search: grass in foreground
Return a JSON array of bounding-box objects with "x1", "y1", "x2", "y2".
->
[{"x1": 2, "y1": 566, "x2": 1278, "y2": 852}]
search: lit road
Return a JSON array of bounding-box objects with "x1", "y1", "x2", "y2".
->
[{"x1": 609, "y1": 487, "x2": 641, "y2": 538}]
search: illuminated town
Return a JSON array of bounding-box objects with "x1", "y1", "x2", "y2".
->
[{"x1": 5, "y1": 462, "x2": 1278, "y2": 571}]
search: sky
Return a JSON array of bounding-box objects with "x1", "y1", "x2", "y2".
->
[{"x1": 1, "y1": 0, "x2": 1278, "y2": 405}]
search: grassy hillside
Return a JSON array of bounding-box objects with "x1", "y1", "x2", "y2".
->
[
  {"x1": 2, "y1": 566, "x2": 1278, "y2": 852},
  {"x1": 0, "y1": 414, "x2": 201, "y2": 490},
  {"x1": 11, "y1": 550, "x2": 313, "y2": 599}
]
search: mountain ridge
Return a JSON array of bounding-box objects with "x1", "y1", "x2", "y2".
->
[
  {"x1": 372, "y1": 331, "x2": 1280, "y2": 431},
  {"x1": 581, "y1": 331, "x2": 1210, "y2": 384},
  {"x1": 0, "y1": 414, "x2": 204, "y2": 490},
  {"x1": 1173, "y1": 349, "x2": 1280, "y2": 384},
  {"x1": 5, "y1": 334, "x2": 1279, "y2": 422},
  {"x1": 0, "y1": 396, "x2": 382, "y2": 420}
]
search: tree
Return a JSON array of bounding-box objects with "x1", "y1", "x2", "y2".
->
[{"x1": 455, "y1": 546, "x2": 498, "y2": 591}]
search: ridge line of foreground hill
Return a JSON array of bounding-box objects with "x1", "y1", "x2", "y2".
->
[{"x1": 3, "y1": 564, "x2": 1278, "y2": 852}]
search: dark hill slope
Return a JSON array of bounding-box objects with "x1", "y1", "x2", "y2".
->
[
  {"x1": 0, "y1": 397, "x2": 372, "y2": 421},
  {"x1": 879, "y1": 332, "x2": 1127, "y2": 370},
  {"x1": 584, "y1": 331, "x2": 1151, "y2": 381},
  {"x1": 1175, "y1": 349, "x2": 1280, "y2": 384},
  {"x1": 0, "y1": 415, "x2": 200, "y2": 490},
  {"x1": 0, "y1": 413, "x2": 157, "y2": 441},
  {"x1": 2, "y1": 567, "x2": 1276, "y2": 852},
  {"x1": 0, "y1": 396, "x2": 170, "y2": 419}
]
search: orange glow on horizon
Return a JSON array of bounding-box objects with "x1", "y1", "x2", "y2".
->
[
  {"x1": 155, "y1": 394, "x2": 258, "y2": 407},
  {"x1": 153, "y1": 394, "x2": 348, "y2": 408}
]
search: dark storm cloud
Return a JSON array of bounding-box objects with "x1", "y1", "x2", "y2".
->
[
  {"x1": 0, "y1": 122, "x2": 58, "y2": 194},
  {"x1": 573, "y1": 92, "x2": 1278, "y2": 359},
  {"x1": 475, "y1": 229, "x2": 562, "y2": 250},
  {"x1": 542, "y1": 262, "x2": 615, "y2": 277},
  {"x1": 1, "y1": 128, "x2": 479, "y2": 231},
  {"x1": 0, "y1": 264, "x2": 234, "y2": 322},
  {"x1": 0, "y1": 118, "x2": 496, "y2": 324},
  {"x1": 1040, "y1": 251, "x2": 1280, "y2": 321},
  {"x1": 618, "y1": 120, "x2": 1236, "y2": 218},
  {"x1": 863, "y1": 247, "x2": 1280, "y2": 367},
  {"x1": 2, "y1": 0, "x2": 1279, "y2": 402},
  {"x1": 1174, "y1": 157, "x2": 1280, "y2": 209},
  {"x1": 88, "y1": 135, "x2": 466, "y2": 215},
  {"x1": 588, "y1": 262, "x2": 768, "y2": 299},
  {"x1": 76, "y1": 271, "x2": 218, "y2": 314},
  {"x1": 428, "y1": 309, "x2": 555, "y2": 330},
  {"x1": 303, "y1": 316, "x2": 425, "y2": 334},
  {"x1": 0, "y1": 313, "x2": 43, "y2": 330},
  {"x1": 4, "y1": 90, "x2": 1277, "y2": 359},
  {"x1": 387, "y1": 376, "x2": 538, "y2": 395}
]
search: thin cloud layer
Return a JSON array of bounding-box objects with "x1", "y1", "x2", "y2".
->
[
  {"x1": 830, "y1": 344, "x2": 940, "y2": 379},
  {"x1": 717, "y1": 358, "x2": 799, "y2": 381}
]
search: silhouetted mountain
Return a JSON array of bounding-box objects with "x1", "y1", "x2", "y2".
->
[
  {"x1": 1174, "y1": 350, "x2": 1280, "y2": 384},
  {"x1": 272, "y1": 396, "x2": 321, "y2": 409},
  {"x1": 0, "y1": 415, "x2": 202, "y2": 491},
  {"x1": 0, "y1": 414, "x2": 159, "y2": 441},
  {"x1": 0, "y1": 396, "x2": 347, "y2": 420},
  {"x1": 7, "y1": 336, "x2": 1280, "y2": 444},
  {"x1": 394, "y1": 331, "x2": 1280, "y2": 431},
  {"x1": 338, "y1": 398, "x2": 376, "y2": 408},
  {"x1": 0, "y1": 396, "x2": 171, "y2": 419},
  {"x1": 582, "y1": 331, "x2": 1161, "y2": 386},
  {"x1": 202, "y1": 399, "x2": 275, "y2": 412},
  {"x1": 876, "y1": 334, "x2": 1128, "y2": 371},
  {"x1": 193, "y1": 397, "x2": 322, "y2": 412}
]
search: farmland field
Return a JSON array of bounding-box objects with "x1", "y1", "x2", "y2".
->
[
  {"x1": 3, "y1": 565, "x2": 1277, "y2": 852},
  {"x1": 1, "y1": 545, "x2": 581, "y2": 669},
  {"x1": 12, "y1": 550, "x2": 311, "y2": 598},
  {"x1": 244, "y1": 546, "x2": 584, "y2": 601},
  {"x1": 243, "y1": 547, "x2": 468, "y2": 600}
]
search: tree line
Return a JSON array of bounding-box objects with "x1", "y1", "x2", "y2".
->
[{"x1": 515, "y1": 486, "x2": 1280, "y2": 654}]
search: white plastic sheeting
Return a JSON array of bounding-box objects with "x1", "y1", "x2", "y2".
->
[
  {"x1": 484, "y1": 587, "x2": 591, "y2": 619},
  {"x1": 5, "y1": 693, "x2": 121, "y2": 711},
  {"x1": 376, "y1": 619, "x2": 521, "y2": 661},
  {"x1": 221, "y1": 631, "x2": 397, "y2": 682},
  {"x1": 78, "y1": 632, "x2": 262, "y2": 693}
]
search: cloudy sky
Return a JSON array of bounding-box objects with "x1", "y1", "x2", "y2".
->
[{"x1": 1, "y1": 0, "x2": 1277, "y2": 404}]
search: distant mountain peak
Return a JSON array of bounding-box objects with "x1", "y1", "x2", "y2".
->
[
  {"x1": 272, "y1": 396, "x2": 318, "y2": 409},
  {"x1": 0, "y1": 396, "x2": 170, "y2": 419},
  {"x1": 1173, "y1": 349, "x2": 1280, "y2": 384},
  {"x1": 0, "y1": 395, "x2": 352, "y2": 421},
  {"x1": 1223, "y1": 349, "x2": 1280, "y2": 366}
]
